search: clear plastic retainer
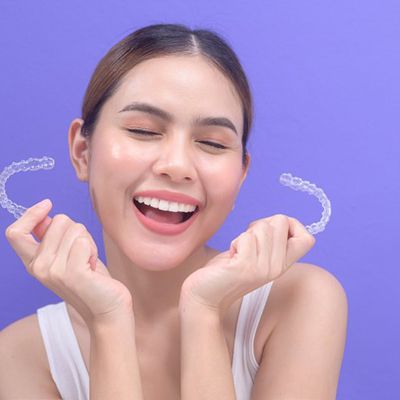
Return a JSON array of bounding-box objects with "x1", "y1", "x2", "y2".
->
[
  {"x1": 1, "y1": 157, "x2": 330, "y2": 235},
  {"x1": 279, "y1": 172, "x2": 332, "y2": 235},
  {"x1": 0, "y1": 156, "x2": 55, "y2": 219}
]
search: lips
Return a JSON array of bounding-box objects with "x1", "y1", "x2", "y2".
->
[{"x1": 132, "y1": 199, "x2": 200, "y2": 235}]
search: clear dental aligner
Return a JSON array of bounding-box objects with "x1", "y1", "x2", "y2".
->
[
  {"x1": 1, "y1": 157, "x2": 330, "y2": 235},
  {"x1": 279, "y1": 172, "x2": 331, "y2": 235},
  {"x1": 0, "y1": 156, "x2": 55, "y2": 219}
]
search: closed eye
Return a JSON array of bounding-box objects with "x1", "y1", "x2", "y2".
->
[
  {"x1": 127, "y1": 129, "x2": 227, "y2": 149},
  {"x1": 199, "y1": 141, "x2": 227, "y2": 149},
  {"x1": 127, "y1": 129, "x2": 160, "y2": 136}
]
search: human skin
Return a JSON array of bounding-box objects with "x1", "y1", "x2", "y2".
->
[
  {"x1": 2, "y1": 53, "x2": 344, "y2": 400},
  {"x1": 68, "y1": 54, "x2": 250, "y2": 326},
  {"x1": 4, "y1": 54, "x2": 252, "y2": 399}
]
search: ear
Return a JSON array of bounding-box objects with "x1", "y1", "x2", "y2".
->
[
  {"x1": 68, "y1": 118, "x2": 90, "y2": 182},
  {"x1": 239, "y1": 152, "x2": 251, "y2": 186}
]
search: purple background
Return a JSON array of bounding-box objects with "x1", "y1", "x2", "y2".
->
[{"x1": 1, "y1": 1, "x2": 399, "y2": 398}]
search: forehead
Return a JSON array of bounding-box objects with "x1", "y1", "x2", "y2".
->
[{"x1": 106, "y1": 55, "x2": 243, "y2": 133}]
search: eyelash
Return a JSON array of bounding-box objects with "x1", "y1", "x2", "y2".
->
[{"x1": 127, "y1": 129, "x2": 227, "y2": 150}]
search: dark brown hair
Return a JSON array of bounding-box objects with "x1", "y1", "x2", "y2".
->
[{"x1": 81, "y1": 23, "x2": 253, "y2": 165}]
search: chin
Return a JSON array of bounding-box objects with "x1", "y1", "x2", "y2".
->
[{"x1": 124, "y1": 241, "x2": 196, "y2": 272}]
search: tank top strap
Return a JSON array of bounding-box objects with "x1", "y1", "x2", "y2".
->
[
  {"x1": 231, "y1": 281, "x2": 274, "y2": 399},
  {"x1": 37, "y1": 301, "x2": 89, "y2": 400}
]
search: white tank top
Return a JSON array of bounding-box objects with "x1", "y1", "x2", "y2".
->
[{"x1": 37, "y1": 281, "x2": 274, "y2": 400}]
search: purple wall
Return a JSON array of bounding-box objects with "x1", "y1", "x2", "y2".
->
[{"x1": 1, "y1": 1, "x2": 399, "y2": 398}]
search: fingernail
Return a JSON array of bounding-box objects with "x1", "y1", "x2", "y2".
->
[{"x1": 36, "y1": 199, "x2": 50, "y2": 208}]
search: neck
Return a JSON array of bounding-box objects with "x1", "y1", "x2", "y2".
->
[{"x1": 102, "y1": 232, "x2": 220, "y2": 327}]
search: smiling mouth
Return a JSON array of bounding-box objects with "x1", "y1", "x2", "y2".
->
[{"x1": 133, "y1": 199, "x2": 198, "y2": 224}]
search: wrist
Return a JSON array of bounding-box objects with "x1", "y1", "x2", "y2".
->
[
  {"x1": 87, "y1": 306, "x2": 136, "y2": 335},
  {"x1": 179, "y1": 296, "x2": 223, "y2": 323}
]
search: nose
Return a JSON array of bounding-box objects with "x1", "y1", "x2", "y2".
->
[{"x1": 152, "y1": 133, "x2": 196, "y2": 182}]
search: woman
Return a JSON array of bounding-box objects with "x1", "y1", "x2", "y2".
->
[{"x1": 0, "y1": 24, "x2": 348, "y2": 399}]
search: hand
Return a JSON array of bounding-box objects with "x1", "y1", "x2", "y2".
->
[
  {"x1": 5, "y1": 199, "x2": 133, "y2": 327},
  {"x1": 180, "y1": 214, "x2": 316, "y2": 315}
]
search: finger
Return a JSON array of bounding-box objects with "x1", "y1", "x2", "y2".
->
[
  {"x1": 267, "y1": 215, "x2": 291, "y2": 272},
  {"x1": 67, "y1": 236, "x2": 93, "y2": 277},
  {"x1": 5, "y1": 199, "x2": 53, "y2": 267},
  {"x1": 60, "y1": 223, "x2": 102, "y2": 274},
  {"x1": 229, "y1": 232, "x2": 245, "y2": 256},
  {"x1": 248, "y1": 221, "x2": 274, "y2": 275},
  {"x1": 32, "y1": 215, "x2": 52, "y2": 241},
  {"x1": 53, "y1": 223, "x2": 97, "y2": 275},
  {"x1": 33, "y1": 214, "x2": 74, "y2": 275},
  {"x1": 247, "y1": 216, "x2": 274, "y2": 230},
  {"x1": 286, "y1": 217, "x2": 316, "y2": 266},
  {"x1": 230, "y1": 231, "x2": 258, "y2": 271}
]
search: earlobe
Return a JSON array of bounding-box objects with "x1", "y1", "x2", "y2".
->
[{"x1": 68, "y1": 118, "x2": 90, "y2": 182}]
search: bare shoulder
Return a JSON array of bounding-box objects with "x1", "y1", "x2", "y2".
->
[
  {"x1": 282, "y1": 262, "x2": 347, "y2": 313},
  {"x1": 286, "y1": 261, "x2": 348, "y2": 331},
  {"x1": 250, "y1": 263, "x2": 348, "y2": 399},
  {"x1": 0, "y1": 313, "x2": 61, "y2": 399},
  {"x1": 260, "y1": 262, "x2": 348, "y2": 336},
  {"x1": 276, "y1": 261, "x2": 347, "y2": 301},
  {"x1": 265, "y1": 262, "x2": 348, "y2": 333}
]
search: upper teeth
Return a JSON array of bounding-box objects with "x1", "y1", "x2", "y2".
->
[{"x1": 134, "y1": 196, "x2": 197, "y2": 213}]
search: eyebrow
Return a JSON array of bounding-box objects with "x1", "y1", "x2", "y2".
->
[{"x1": 118, "y1": 101, "x2": 238, "y2": 136}]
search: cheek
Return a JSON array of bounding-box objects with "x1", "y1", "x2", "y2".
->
[
  {"x1": 87, "y1": 142, "x2": 136, "y2": 208},
  {"x1": 214, "y1": 182, "x2": 241, "y2": 211},
  {"x1": 201, "y1": 160, "x2": 243, "y2": 206},
  {"x1": 90, "y1": 140, "x2": 150, "y2": 180}
]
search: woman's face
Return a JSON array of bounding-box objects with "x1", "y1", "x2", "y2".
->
[{"x1": 76, "y1": 55, "x2": 249, "y2": 270}]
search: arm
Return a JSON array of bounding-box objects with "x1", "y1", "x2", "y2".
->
[
  {"x1": 0, "y1": 316, "x2": 63, "y2": 399},
  {"x1": 179, "y1": 301, "x2": 236, "y2": 400},
  {"x1": 251, "y1": 264, "x2": 348, "y2": 400},
  {"x1": 88, "y1": 311, "x2": 144, "y2": 400}
]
